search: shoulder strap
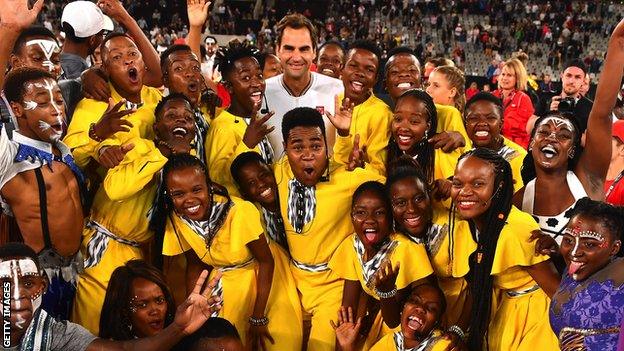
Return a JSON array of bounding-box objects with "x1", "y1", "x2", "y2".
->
[
  {"x1": 33, "y1": 168, "x2": 52, "y2": 249},
  {"x1": 566, "y1": 171, "x2": 588, "y2": 200},
  {"x1": 522, "y1": 179, "x2": 536, "y2": 213}
]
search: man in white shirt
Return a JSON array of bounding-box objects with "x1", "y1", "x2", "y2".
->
[
  {"x1": 201, "y1": 35, "x2": 218, "y2": 81},
  {"x1": 264, "y1": 13, "x2": 343, "y2": 157}
]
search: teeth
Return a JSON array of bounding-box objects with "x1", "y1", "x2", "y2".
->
[
  {"x1": 351, "y1": 81, "x2": 363, "y2": 91},
  {"x1": 260, "y1": 188, "x2": 271, "y2": 197},
  {"x1": 475, "y1": 131, "x2": 489, "y2": 137},
  {"x1": 398, "y1": 135, "x2": 411, "y2": 142},
  {"x1": 407, "y1": 316, "x2": 422, "y2": 331},
  {"x1": 459, "y1": 201, "x2": 477, "y2": 206},
  {"x1": 251, "y1": 92, "x2": 261, "y2": 96},
  {"x1": 322, "y1": 69, "x2": 334, "y2": 74},
  {"x1": 397, "y1": 82, "x2": 412, "y2": 88},
  {"x1": 364, "y1": 229, "x2": 376, "y2": 233},
  {"x1": 187, "y1": 205, "x2": 200, "y2": 214},
  {"x1": 173, "y1": 127, "x2": 186, "y2": 135},
  {"x1": 405, "y1": 217, "x2": 421, "y2": 225}
]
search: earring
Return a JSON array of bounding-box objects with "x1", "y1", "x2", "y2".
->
[{"x1": 568, "y1": 147, "x2": 575, "y2": 159}]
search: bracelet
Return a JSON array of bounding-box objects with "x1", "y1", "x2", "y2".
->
[
  {"x1": 375, "y1": 287, "x2": 397, "y2": 299},
  {"x1": 448, "y1": 325, "x2": 466, "y2": 340},
  {"x1": 248, "y1": 316, "x2": 269, "y2": 326},
  {"x1": 89, "y1": 123, "x2": 104, "y2": 142}
]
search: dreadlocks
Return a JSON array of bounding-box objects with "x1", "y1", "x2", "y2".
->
[
  {"x1": 454, "y1": 148, "x2": 513, "y2": 351},
  {"x1": 149, "y1": 154, "x2": 230, "y2": 269},
  {"x1": 387, "y1": 89, "x2": 438, "y2": 184},
  {"x1": 215, "y1": 41, "x2": 261, "y2": 80},
  {"x1": 99, "y1": 259, "x2": 176, "y2": 340}
]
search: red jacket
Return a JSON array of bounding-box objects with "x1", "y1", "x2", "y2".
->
[{"x1": 493, "y1": 89, "x2": 534, "y2": 149}]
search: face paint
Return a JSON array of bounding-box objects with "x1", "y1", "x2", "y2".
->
[
  {"x1": 25, "y1": 39, "x2": 60, "y2": 74},
  {"x1": 0, "y1": 259, "x2": 43, "y2": 329},
  {"x1": 37, "y1": 120, "x2": 62, "y2": 141},
  {"x1": 22, "y1": 100, "x2": 37, "y2": 111},
  {"x1": 538, "y1": 116, "x2": 575, "y2": 132}
]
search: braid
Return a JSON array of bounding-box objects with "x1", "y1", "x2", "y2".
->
[
  {"x1": 388, "y1": 89, "x2": 438, "y2": 184},
  {"x1": 521, "y1": 111, "x2": 582, "y2": 184},
  {"x1": 458, "y1": 148, "x2": 513, "y2": 351}
]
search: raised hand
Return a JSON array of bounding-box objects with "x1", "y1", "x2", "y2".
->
[
  {"x1": 346, "y1": 134, "x2": 368, "y2": 171},
  {"x1": 0, "y1": 0, "x2": 44, "y2": 30},
  {"x1": 98, "y1": 143, "x2": 134, "y2": 169},
  {"x1": 173, "y1": 270, "x2": 222, "y2": 335},
  {"x1": 431, "y1": 178, "x2": 452, "y2": 201},
  {"x1": 326, "y1": 95, "x2": 354, "y2": 137},
  {"x1": 372, "y1": 259, "x2": 399, "y2": 295},
  {"x1": 529, "y1": 230, "x2": 559, "y2": 256},
  {"x1": 92, "y1": 98, "x2": 135, "y2": 141},
  {"x1": 330, "y1": 306, "x2": 362, "y2": 350},
  {"x1": 247, "y1": 323, "x2": 275, "y2": 351},
  {"x1": 429, "y1": 131, "x2": 466, "y2": 152},
  {"x1": 242, "y1": 102, "x2": 275, "y2": 149},
  {"x1": 97, "y1": 0, "x2": 130, "y2": 23},
  {"x1": 187, "y1": 0, "x2": 211, "y2": 27}
]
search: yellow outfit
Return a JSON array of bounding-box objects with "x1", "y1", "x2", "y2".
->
[
  {"x1": 501, "y1": 137, "x2": 526, "y2": 192},
  {"x1": 274, "y1": 158, "x2": 384, "y2": 351},
  {"x1": 329, "y1": 233, "x2": 433, "y2": 349},
  {"x1": 72, "y1": 137, "x2": 166, "y2": 334},
  {"x1": 460, "y1": 207, "x2": 558, "y2": 350},
  {"x1": 333, "y1": 94, "x2": 392, "y2": 175},
  {"x1": 162, "y1": 196, "x2": 302, "y2": 350},
  {"x1": 435, "y1": 104, "x2": 469, "y2": 149},
  {"x1": 64, "y1": 84, "x2": 162, "y2": 168},
  {"x1": 369, "y1": 330, "x2": 451, "y2": 351},
  {"x1": 204, "y1": 110, "x2": 267, "y2": 197}
]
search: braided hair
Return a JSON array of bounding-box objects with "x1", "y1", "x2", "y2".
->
[
  {"x1": 149, "y1": 154, "x2": 230, "y2": 269},
  {"x1": 520, "y1": 111, "x2": 582, "y2": 184},
  {"x1": 455, "y1": 148, "x2": 513, "y2": 351},
  {"x1": 215, "y1": 41, "x2": 260, "y2": 80},
  {"x1": 387, "y1": 89, "x2": 438, "y2": 184}
]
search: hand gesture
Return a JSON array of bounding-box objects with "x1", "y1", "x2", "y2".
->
[
  {"x1": 442, "y1": 330, "x2": 468, "y2": 351},
  {"x1": 0, "y1": 0, "x2": 44, "y2": 30},
  {"x1": 372, "y1": 259, "x2": 399, "y2": 295},
  {"x1": 330, "y1": 306, "x2": 362, "y2": 350},
  {"x1": 187, "y1": 0, "x2": 211, "y2": 28},
  {"x1": 247, "y1": 323, "x2": 274, "y2": 351},
  {"x1": 92, "y1": 98, "x2": 135, "y2": 140},
  {"x1": 97, "y1": 143, "x2": 134, "y2": 169},
  {"x1": 429, "y1": 131, "x2": 465, "y2": 153},
  {"x1": 431, "y1": 178, "x2": 452, "y2": 201},
  {"x1": 346, "y1": 134, "x2": 368, "y2": 171},
  {"x1": 173, "y1": 270, "x2": 222, "y2": 335},
  {"x1": 326, "y1": 95, "x2": 354, "y2": 137},
  {"x1": 97, "y1": 0, "x2": 130, "y2": 23},
  {"x1": 81, "y1": 67, "x2": 110, "y2": 102},
  {"x1": 242, "y1": 102, "x2": 275, "y2": 149},
  {"x1": 529, "y1": 230, "x2": 559, "y2": 256}
]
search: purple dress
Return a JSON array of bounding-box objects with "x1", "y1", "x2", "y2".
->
[{"x1": 550, "y1": 258, "x2": 624, "y2": 350}]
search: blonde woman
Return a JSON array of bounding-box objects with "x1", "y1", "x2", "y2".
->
[
  {"x1": 492, "y1": 58, "x2": 535, "y2": 149},
  {"x1": 426, "y1": 65, "x2": 466, "y2": 112}
]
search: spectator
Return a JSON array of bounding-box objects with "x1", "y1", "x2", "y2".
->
[
  {"x1": 316, "y1": 40, "x2": 345, "y2": 79},
  {"x1": 605, "y1": 120, "x2": 624, "y2": 205},
  {"x1": 425, "y1": 65, "x2": 466, "y2": 112},
  {"x1": 259, "y1": 53, "x2": 283, "y2": 79}
]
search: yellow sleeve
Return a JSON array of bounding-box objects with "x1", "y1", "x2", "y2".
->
[
  {"x1": 328, "y1": 235, "x2": 359, "y2": 281},
  {"x1": 369, "y1": 334, "x2": 396, "y2": 351},
  {"x1": 63, "y1": 98, "x2": 109, "y2": 168},
  {"x1": 228, "y1": 199, "x2": 265, "y2": 249},
  {"x1": 103, "y1": 138, "x2": 167, "y2": 201},
  {"x1": 204, "y1": 119, "x2": 257, "y2": 194},
  {"x1": 332, "y1": 134, "x2": 353, "y2": 165},
  {"x1": 360, "y1": 105, "x2": 391, "y2": 175},
  {"x1": 162, "y1": 213, "x2": 192, "y2": 256},
  {"x1": 435, "y1": 104, "x2": 469, "y2": 153},
  {"x1": 491, "y1": 207, "x2": 549, "y2": 275},
  {"x1": 509, "y1": 154, "x2": 525, "y2": 193},
  {"x1": 394, "y1": 238, "x2": 433, "y2": 289}
]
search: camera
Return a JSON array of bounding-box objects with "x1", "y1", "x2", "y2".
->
[{"x1": 558, "y1": 97, "x2": 576, "y2": 113}]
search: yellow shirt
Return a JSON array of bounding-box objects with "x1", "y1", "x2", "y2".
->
[
  {"x1": 204, "y1": 110, "x2": 264, "y2": 197},
  {"x1": 369, "y1": 330, "x2": 451, "y2": 351},
  {"x1": 162, "y1": 195, "x2": 264, "y2": 267},
  {"x1": 501, "y1": 137, "x2": 526, "y2": 193},
  {"x1": 333, "y1": 94, "x2": 392, "y2": 175},
  {"x1": 329, "y1": 233, "x2": 432, "y2": 299},
  {"x1": 274, "y1": 158, "x2": 384, "y2": 265},
  {"x1": 63, "y1": 84, "x2": 162, "y2": 168},
  {"x1": 435, "y1": 104, "x2": 469, "y2": 151}
]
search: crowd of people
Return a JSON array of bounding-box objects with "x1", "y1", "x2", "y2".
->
[{"x1": 0, "y1": 0, "x2": 624, "y2": 350}]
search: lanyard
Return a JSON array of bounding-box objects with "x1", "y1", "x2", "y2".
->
[{"x1": 606, "y1": 170, "x2": 624, "y2": 199}]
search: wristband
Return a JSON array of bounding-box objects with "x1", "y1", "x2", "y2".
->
[
  {"x1": 448, "y1": 325, "x2": 465, "y2": 340},
  {"x1": 89, "y1": 123, "x2": 104, "y2": 142},
  {"x1": 248, "y1": 316, "x2": 269, "y2": 326},
  {"x1": 375, "y1": 287, "x2": 397, "y2": 299}
]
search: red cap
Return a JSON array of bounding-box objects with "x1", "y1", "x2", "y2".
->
[{"x1": 613, "y1": 120, "x2": 624, "y2": 142}]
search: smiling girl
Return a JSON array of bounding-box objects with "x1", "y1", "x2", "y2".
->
[
  {"x1": 329, "y1": 181, "x2": 433, "y2": 349},
  {"x1": 158, "y1": 154, "x2": 302, "y2": 350},
  {"x1": 205, "y1": 41, "x2": 275, "y2": 197},
  {"x1": 451, "y1": 148, "x2": 560, "y2": 350}
]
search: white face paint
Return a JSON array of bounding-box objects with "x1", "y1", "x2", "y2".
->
[
  {"x1": 25, "y1": 39, "x2": 60, "y2": 74},
  {"x1": 538, "y1": 116, "x2": 575, "y2": 133},
  {"x1": 24, "y1": 79, "x2": 66, "y2": 141},
  {"x1": 0, "y1": 259, "x2": 43, "y2": 330},
  {"x1": 22, "y1": 100, "x2": 37, "y2": 110}
]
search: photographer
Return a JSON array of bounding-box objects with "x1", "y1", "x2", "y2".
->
[{"x1": 541, "y1": 59, "x2": 594, "y2": 135}]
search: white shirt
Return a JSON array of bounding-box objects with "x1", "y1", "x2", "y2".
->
[{"x1": 264, "y1": 72, "x2": 344, "y2": 157}]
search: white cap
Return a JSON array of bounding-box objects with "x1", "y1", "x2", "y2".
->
[{"x1": 61, "y1": 1, "x2": 115, "y2": 38}]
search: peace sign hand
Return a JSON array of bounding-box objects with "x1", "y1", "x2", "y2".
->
[
  {"x1": 173, "y1": 270, "x2": 223, "y2": 335},
  {"x1": 91, "y1": 98, "x2": 135, "y2": 141},
  {"x1": 326, "y1": 95, "x2": 354, "y2": 137},
  {"x1": 242, "y1": 101, "x2": 275, "y2": 148}
]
